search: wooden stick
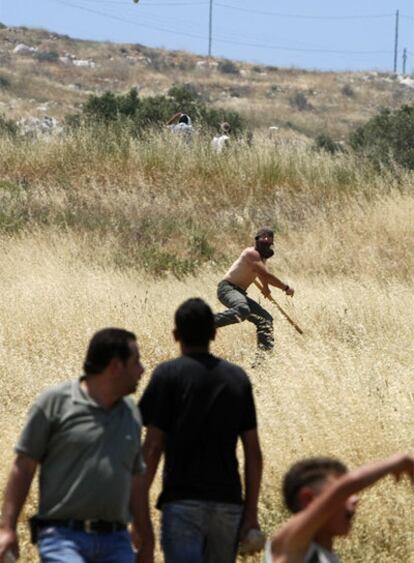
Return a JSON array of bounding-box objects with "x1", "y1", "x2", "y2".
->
[{"x1": 254, "y1": 280, "x2": 304, "y2": 335}]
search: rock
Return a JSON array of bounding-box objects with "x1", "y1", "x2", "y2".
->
[
  {"x1": 17, "y1": 115, "x2": 62, "y2": 136},
  {"x1": 72, "y1": 59, "x2": 96, "y2": 68},
  {"x1": 13, "y1": 43, "x2": 38, "y2": 55},
  {"x1": 398, "y1": 76, "x2": 414, "y2": 89}
]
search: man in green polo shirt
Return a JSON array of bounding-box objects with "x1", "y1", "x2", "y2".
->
[{"x1": 0, "y1": 328, "x2": 152, "y2": 563}]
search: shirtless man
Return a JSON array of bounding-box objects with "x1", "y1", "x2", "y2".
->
[{"x1": 214, "y1": 227, "x2": 294, "y2": 352}]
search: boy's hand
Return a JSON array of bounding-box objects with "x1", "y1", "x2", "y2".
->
[
  {"x1": 0, "y1": 529, "x2": 19, "y2": 562},
  {"x1": 389, "y1": 454, "x2": 414, "y2": 482},
  {"x1": 285, "y1": 286, "x2": 295, "y2": 297}
]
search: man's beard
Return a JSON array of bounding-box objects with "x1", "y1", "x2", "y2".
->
[{"x1": 255, "y1": 241, "x2": 274, "y2": 259}]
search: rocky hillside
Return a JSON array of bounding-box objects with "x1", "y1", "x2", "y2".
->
[{"x1": 1, "y1": 23, "x2": 414, "y2": 139}]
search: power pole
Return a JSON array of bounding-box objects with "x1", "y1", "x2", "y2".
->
[
  {"x1": 402, "y1": 48, "x2": 407, "y2": 75},
  {"x1": 393, "y1": 9, "x2": 399, "y2": 73},
  {"x1": 208, "y1": 0, "x2": 213, "y2": 57}
]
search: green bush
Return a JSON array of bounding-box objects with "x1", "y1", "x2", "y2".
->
[
  {"x1": 0, "y1": 75, "x2": 10, "y2": 89},
  {"x1": 289, "y1": 92, "x2": 312, "y2": 111},
  {"x1": 217, "y1": 60, "x2": 239, "y2": 75},
  {"x1": 0, "y1": 114, "x2": 17, "y2": 137},
  {"x1": 349, "y1": 105, "x2": 414, "y2": 169},
  {"x1": 36, "y1": 51, "x2": 60, "y2": 63},
  {"x1": 67, "y1": 84, "x2": 245, "y2": 134},
  {"x1": 341, "y1": 83, "x2": 355, "y2": 97},
  {"x1": 314, "y1": 134, "x2": 342, "y2": 154}
]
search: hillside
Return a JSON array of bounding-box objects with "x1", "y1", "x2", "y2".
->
[
  {"x1": 1, "y1": 23, "x2": 414, "y2": 138},
  {"x1": 0, "y1": 23, "x2": 414, "y2": 563}
]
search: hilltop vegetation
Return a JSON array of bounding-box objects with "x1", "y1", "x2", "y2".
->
[{"x1": 1, "y1": 24, "x2": 414, "y2": 139}]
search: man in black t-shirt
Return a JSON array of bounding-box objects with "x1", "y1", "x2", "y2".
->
[{"x1": 137, "y1": 298, "x2": 263, "y2": 563}]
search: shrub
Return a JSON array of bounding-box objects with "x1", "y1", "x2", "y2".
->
[
  {"x1": 218, "y1": 60, "x2": 239, "y2": 75},
  {"x1": 0, "y1": 75, "x2": 10, "y2": 89},
  {"x1": 341, "y1": 84, "x2": 355, "y2": 97},
  {"x1": 36, "y1": 51, "x2": 60, "y2": 63},
  {"x1": 314, "y1": 134, "x2": 342, "y2": 154},
  {"x1": 289, "y1": 92, "x2": 312, "y2": 111},
  {"x1": 81, "y1": 88, "x2": 140, "y2": 123},
  {"x1": 349, "y1": 105, "x2": 414, "y2": 169},
  {"x1": 0, "y1": 114, "x2": 17, "y2": 137},
  {"x1": 67, "y1": 84, "x2": 245, "y2": 134}
]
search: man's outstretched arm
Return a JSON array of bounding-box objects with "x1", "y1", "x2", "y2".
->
[
  {"x1": 240, "y1": 429, "x2": 263, "y2": 538},
  {"x1": 0, "y1": 454, "x2": 38, "y2": 560},
  {"x1": 250, "y1": 257, "x2": 294, "y2": 296}
]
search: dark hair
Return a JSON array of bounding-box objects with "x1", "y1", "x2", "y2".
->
[
  {"x1": 83, "y1": 328, "x2": 136, "y2": 375},
  {"x1": 255, "y1": 226, "x2": 274, "y2": 240},
  {"x1": 283, "y1": 457, "x2": 348, "y2": 513},
  {"x1": 174, "y1": 298, "x2": 215, "y2": 346},
  {"x1": 178, "y1": 114, "x2": 189, "y2": 124}
]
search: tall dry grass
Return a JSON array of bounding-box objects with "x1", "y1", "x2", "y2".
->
[{"x1": 0, "y1": 133, "x2": 413, "y2": 561}]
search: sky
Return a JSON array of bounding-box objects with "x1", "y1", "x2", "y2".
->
[{"x1": 0, "y1": 0, "x2": 413, "y2": 72}]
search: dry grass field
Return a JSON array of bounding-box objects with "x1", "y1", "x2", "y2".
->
[
  {"x1": 0, "y1": 126, "x2": 413, "y2": 561},
  {"x1": 1, "y1": 19, "x2": 414, "y2": 561}
]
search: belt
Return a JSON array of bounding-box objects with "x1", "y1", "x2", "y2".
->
[
  {"x1": 220, "y1": 280, "x2": 247, "y2": 294},
  {"x1": 36, "y1": 518, "x2": 127, "y2": 534}
]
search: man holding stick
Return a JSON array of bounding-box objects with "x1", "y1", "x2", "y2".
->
[{"x1": 214, "y1": 227, "x2": 295, "y2": 353}]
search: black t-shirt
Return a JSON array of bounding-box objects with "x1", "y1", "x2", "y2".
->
[{"x1": 139, "y1": 353, "x2": 257, "y2": 507}]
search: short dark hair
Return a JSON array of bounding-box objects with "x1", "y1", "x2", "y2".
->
[
  {"x1": 83, "y1": 328, "x2": 136, "y2": 375},
  {"x1": 255, "y1": 226, "x2": 274, "y2": 240},
  {"x1": 178, "y1": 113, "x2": 189, "y2": 124},
  {"x1": 283, "y1": 457, "x2": 348, "y2": 513},
  {"x1": 174, "y1": 298, "x2": 215, "y2": 346}
]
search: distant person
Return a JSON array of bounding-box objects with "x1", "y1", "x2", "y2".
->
[
  {"x1": 214, "y1": 226, "x2": 294, "y2": 354},
  {"x1": 166, "y1": 112, "x2": 193, "y2": 142},
  {"x1": 265, "y1": 453, "x2": 414, "y2": 562},
  {"x1": 138, "y1": 298, "x2": 263, "y2": 563},
  {"x1": 0, "y1": 328, "x2": 150, "y2": 563},
  {"x1": 211, "y1": 122, "x2": 231, "y2": 153}
]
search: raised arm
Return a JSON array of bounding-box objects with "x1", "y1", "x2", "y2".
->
[
  {"x1": 0, "y1": 454, "x2": 38, "y2": 560},
  {"x1": 132, "y1": 426, "x2": 165, "y2": 563},
  {"x1": 272, "y1": 454, "x2": 414, "y2": 559}
]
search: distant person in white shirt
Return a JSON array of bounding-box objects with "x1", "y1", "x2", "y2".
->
[
  {"x1": 211, "y1": 122, "x2": 231, "y2": 153},
  {"x1": 166, "y1": 112, "x2": 193, "y2": 142}
]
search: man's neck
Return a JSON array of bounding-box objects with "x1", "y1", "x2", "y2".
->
[
  {"x1": 80, "y1": 376, "x2": 119, "y2": 409},
  {"x1": 313, "y1": 530, "x2": 334, "y2": 552},
  {"x1": 180, "y1": 344, "x2": 210, "y2": 355}
]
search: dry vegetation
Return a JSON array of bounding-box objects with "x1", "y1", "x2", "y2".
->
[
  {"x1": 0, "y1": 21, "x2": 413, "y2": 563},
  {"x1": 1, "y1": 25, "x2": 414, "y2": 138},
  {"x1": 0, "y1": 125, "x2": 413, "y2": 562}
]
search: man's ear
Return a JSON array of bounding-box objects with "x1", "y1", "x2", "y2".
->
[
  {"x1": 107, "y1": 356, "x2": 122, "y2": 377},
  {"x1": 297, "y1": 487, "x2": 317, "y2": 510}
]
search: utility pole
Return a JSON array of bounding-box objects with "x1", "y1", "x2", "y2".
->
[
  {"x1": 402, "y1": 48, "x2": 407, "y2": 75},
  {"x1": 208, "y1": 0, "x2": 213, "y2": 57},
  {"x1": 393, "y1": 9, "x2": 399, "y2": 73}
]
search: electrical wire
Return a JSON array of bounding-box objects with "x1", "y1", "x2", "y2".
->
[
  {"x1": 74, "y1": 0, "x2": 208, "y2": 6},
  {"x1": 215, "y1": 2, "x2": 394, "y2": 21},
  {"x1": 47, "y1": 0, "x2": 394, "y2": 58}
]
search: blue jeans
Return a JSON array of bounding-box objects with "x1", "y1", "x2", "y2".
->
[
  {"x1": 37, "y1": 527, "x2": 135, "y2": 563},
  {"x1": 161, "y1": 500, "x2": 243, "y2": 563}
]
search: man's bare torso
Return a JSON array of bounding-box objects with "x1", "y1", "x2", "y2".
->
[{"x1": 223, "y1": 247, "x2": 263, "y2": 290}]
